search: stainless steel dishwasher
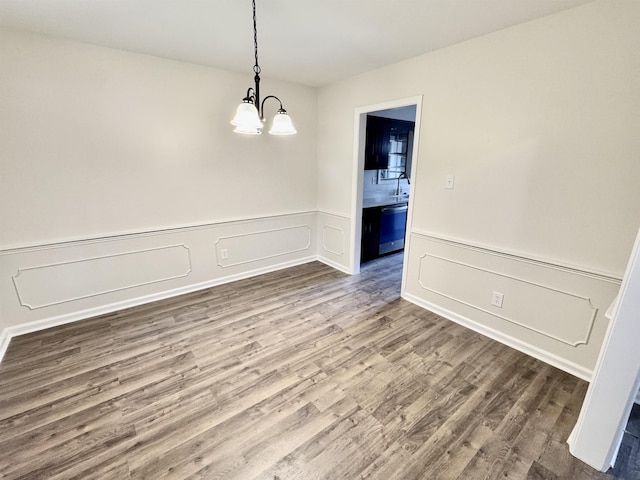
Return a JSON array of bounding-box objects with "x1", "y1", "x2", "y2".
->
[{"x1": 379, "y1": 203, "x2": 408, "y2": 255}]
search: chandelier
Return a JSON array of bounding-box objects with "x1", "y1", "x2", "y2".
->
[{"x1": 230, "y1": 0, "x2": 297, "y2": 135}]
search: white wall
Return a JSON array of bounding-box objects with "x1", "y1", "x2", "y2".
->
[
  {"x1": 0, "y1": 28, "x2": 317, "y2": 248},
  {"x1": 317, "y1": 0, "x2": 640, "y2": 377},
  {"x1": 0, "y1": 28, "x2": 320, "y2": 352}
]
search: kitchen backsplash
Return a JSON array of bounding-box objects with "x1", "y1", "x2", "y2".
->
[{"x1": 363, "y1": 170, "x2": 410, "y2": 199}]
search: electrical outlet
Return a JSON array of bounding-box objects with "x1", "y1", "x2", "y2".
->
[
  {"x1": 220, "y1": 248, "x2": 229, "y2": 260},
  {"x1": 445, "y1": 175, "x2": 455, "y2": 189},
  {"x1": 491, "y1": 291, "x2": 504, "y2": 308}
]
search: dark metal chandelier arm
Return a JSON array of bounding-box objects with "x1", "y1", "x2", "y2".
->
[
  {"x1": 260, "y1": 95, "x2": 286, "y2": 118},
  {"x1": 253, "y1": 74, "x2": 261, "y2": 113},
  {"x1": 242, "y1": 87, "x2": 257, "y2": 103}
]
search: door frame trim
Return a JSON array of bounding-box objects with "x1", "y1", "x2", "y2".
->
[{"x1": 349, "y1": 95, "x2": 423, "y2": 286}]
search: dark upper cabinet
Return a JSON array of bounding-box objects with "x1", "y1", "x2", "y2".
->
[
  {"x1": 364, "y1": 115, "x2": 414, "y2": 173},
  {"x1": 364, "y1": 115, "x2": 390, "y2": 170}
]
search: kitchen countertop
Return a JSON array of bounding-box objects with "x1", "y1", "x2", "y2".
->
[{"x1": 363, "y1": 194, "x2": 409, "y2": 209}]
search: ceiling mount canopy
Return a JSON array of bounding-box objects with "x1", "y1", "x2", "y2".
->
[{"x1": 231, "y1": 0, "x2": 296, "y2": 136}]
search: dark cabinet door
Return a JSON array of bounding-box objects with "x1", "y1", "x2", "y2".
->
[
  {"x1": 361, "y1": 207, "x2": 381, "y2": 262},
  {"x1": 376, "y1": 117, "x2": 391, "y2": 169},
  {"x1": 364, "y1": 116, "x2": 415, "y2": 171},
  {"x1": 364, "y1": 116, "x2": 379, "y2": 170},
  {"x1": 364, "y1": 116, "x2": 391, "y2": 170}
]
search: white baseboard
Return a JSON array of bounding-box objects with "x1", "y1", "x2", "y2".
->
[
  {"x1": 317, "y1": 255, "x2": 352, "y2": 275},
  {"x1": 402, "y1": 291, "x2": 593, "y2": 382},
  {"x1": 0, "y1": 329, "x2": 10, "y2": 366},
  {"x1": 0, "y1": 255, "x2": 319, "y2": 364}
]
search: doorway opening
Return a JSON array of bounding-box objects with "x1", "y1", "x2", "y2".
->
[{"x1": 349, "y1": 96, "x2": 423, "y2": 295}]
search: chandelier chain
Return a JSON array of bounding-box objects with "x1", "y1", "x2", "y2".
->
[{"x1": 252, "y1": 0, "x2": 261, "y2": 75}]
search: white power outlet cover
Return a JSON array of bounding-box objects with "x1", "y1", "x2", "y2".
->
[
  {"x1": 491, "y1": 291, "x2": 504, "y2": 308},
  {"x1": 445, "y1": 175, "x2": 455, "y2": 189},
  {"x1": 220, "y1": 248, "x2": 229, "y2": 260}
]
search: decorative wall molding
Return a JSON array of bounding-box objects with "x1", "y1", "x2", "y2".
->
[
  {"x1": 322, "y1": 225, "x2": 345, "y2": 256},
  {"x1": 316, "y1": 210, "x2": 350, "y2": 221},
  {"x1": 412, "y1": 230, "x2": 622, "y2": 284},
  {"x1": 317, "y1": 211, "x2": 351, "y2": 273},
  {"x1": 417, "y1": 252, "x2": 598, "y2": 347},
  {"x1": 0, "y1": 211, "x2": 318, "y2": 255},
  {"x1": 402, "y1": 291, "x2": 593, "y2": 381},
  {"x1": 214, "y1": 225, "x2": 312, "y2": 268},
  {"x1": 12, "y1": 245, "x2": 192, "y2": 310}
]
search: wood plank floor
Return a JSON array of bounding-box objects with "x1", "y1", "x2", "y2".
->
[{"x1": 0, "y1": 253, "x2": 637, "y2": 479}]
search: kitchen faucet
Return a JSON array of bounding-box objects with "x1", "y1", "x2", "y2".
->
[{"x1": 395, "y1": 172, "x2": 410, "y2": 195}]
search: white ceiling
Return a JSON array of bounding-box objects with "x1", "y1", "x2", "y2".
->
[{"x1": 0, "y1": 0, "x2": 595, "y2": 87}]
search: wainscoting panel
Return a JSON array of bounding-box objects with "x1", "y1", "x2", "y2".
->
[
  {"x1": 0, "y1": 212, "x2": 318, "y2": 361},
  {"x1": 403, "y1": 231, "x2": 621, "y2": 379},
  {"x1": 322, "y1": 225, "x2": 345, "y2": 256},
  {"x1": 215, "y1": 225, "x2": 311, "y2": 269},
  {"x1": 13, "y1": 245, "x2": 192, "y2": 309},
  {"x1": 317, "y1": 211, "x2": 351, "y2": 273},
  {"x1": 417, "y1": 253, "x2": 597, "y2": 347}
]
